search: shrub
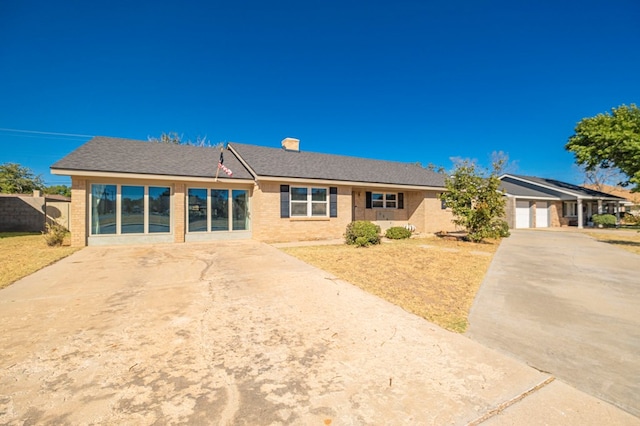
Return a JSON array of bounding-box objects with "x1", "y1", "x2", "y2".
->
[
  {"x1": 492, "y1": 219, "x2": 511, "y2": 238},
  {"x1": 592, "y1": 214, "x2": 617, "y2": 228},
  {"x1": 345, "y1": 221, "x2": 381, "y2": 247},
  {"x1": 43, "y1": 222, "x2": 67, "y2": 247},
  {"x1": 385, "y1": 226, "x2": 412, "y2": 240}
]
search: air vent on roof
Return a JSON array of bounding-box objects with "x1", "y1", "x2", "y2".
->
[{"x1": 281, "y1": 137, "x2": 300, "y2": 152}]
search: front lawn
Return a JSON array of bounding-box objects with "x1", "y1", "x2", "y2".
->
[
  {"x1": 586, "y1": 231, "x2": 640, "y2": 256},
  {"x1": 0, "y1": 233, "x2": 80, "y2": 289},
  {"x1": 282, "y1": 237, "x2": 499, "y2": 333}
]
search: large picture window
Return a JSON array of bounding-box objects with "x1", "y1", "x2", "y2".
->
[
  {"x1": 290, "y1": 187, "x2": 328, "y2": 217},
  {"x1": 188, "y1": 188, "x2": 208, "y2": 232},
  {"x1": 90, "y1": 184, "x2": 171, "y2": 235},
  {"x1": 121, "y1": 185, "x2": 144, "y2": 234},
  {"x1": 186, "y1": 187, "x2": 250, "y2": 233},
  {"x1": 233, "y1": 190, "x2": 249, "y2": 230},
  {"x1": 149, "y1": 187, "x2": 171, "y2": 233},
  {"x1": 211, "y1": 189, "x2": 229, "y2": 231},
  {"x1": 91, "y1": 184, "x2": 117, "y2": 235}
]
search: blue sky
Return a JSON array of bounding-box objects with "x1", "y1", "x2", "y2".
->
[{"x1": 1, "y1": 0, "x2": 638, "y2": 186}]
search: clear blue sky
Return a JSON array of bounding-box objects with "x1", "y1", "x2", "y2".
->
[{"x1": 1, "y1": 0, "x2": 638, "y2": 186}]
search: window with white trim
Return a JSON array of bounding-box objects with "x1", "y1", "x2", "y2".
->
[
  {"x1": 372, "y1": 192, "x2": 397, "y2": 209},
  {"x1": 564, "y1": 201, "x2": 578, "y2": 217},
  {"x1": 290, "y1": 187, "x2": 328, "y2": 217}
]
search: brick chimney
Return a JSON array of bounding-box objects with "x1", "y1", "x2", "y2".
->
[{"x1": 281, "y1": 137, "x2": 300, "y2": 152}]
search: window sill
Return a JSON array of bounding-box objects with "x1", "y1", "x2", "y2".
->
[{"x1": 289, "y1": 216, "x2": 331, "y2": 221}]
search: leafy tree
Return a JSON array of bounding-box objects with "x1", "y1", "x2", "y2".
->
[
  {"x1": 148, "y1": 132, "x2": 218, "y2": 147},
  {"x1": 43, "y1": 185, "x2": 71, "y2": 198},
  {"x1": 566, "y1": 104, "x2": 640, "y2": 191},
  {"x1": 0, "y1": 163, "x2": 45, "y2": 194},
  {"x1": 440, "y1": 159, "x2": 509, "y2": 242}
]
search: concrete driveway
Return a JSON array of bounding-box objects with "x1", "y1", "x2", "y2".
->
[
  {"x1": 1, "y1": 240, "x2": 637, "y2": 425},
  {"x1": 467, "y1": 229, "x2": 640, "y2": 418}
]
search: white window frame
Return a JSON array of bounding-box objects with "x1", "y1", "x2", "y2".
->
[
  {"x1": 372, "y1": 192, "x2": 397, "y2": 209},
  {"x1": 290, "y1": 186, "x2": 329, "y2": 217},
  {"x1": 564, "y1": 201, "x2": 578, "y2": 217}
]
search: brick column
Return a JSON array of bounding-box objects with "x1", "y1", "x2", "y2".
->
[
  {"x1": 174, "y1": 183, "x2": 185, "y2": 243},
  {"x1": 71, "y1": 178, "x2": 87, "y2": 247}
]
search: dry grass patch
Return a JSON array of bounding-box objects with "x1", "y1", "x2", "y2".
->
[
  {"x1": 586, "y1": 231, "x2": 640, "y2": 255},
  {"x1": 0, "y1": 233, "x2": 80, "y2": 289},
  {"x1": 281, "y1": 237, "x2": 499, "y2": 333}
]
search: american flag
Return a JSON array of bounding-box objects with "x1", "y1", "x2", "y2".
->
[{"x1": 218, "y1": 151, "x2": 233, "y2": 177}]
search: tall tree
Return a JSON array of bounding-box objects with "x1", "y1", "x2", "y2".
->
[
  {"x1": 440, "y1": 159, "x2": 509, "y2": 242},
  {"x1": 0, "y1": 163, "x2": 45, "y2": 194},
  {"x1": 566, "y1": 104, "x2": 640, "y2": 191}
]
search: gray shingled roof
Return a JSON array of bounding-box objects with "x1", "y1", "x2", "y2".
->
[
  {"x1": 51, "y1": 136, "x2": 254, "y2": 180},
  {"x1": 501, "y1": 175, "x2": 626, "y2": 200},
  {"x1": 229, "y1": 142, "x2": 446, "y2": 187}
]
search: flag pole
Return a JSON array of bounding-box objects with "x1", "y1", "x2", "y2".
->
[{"x1": 214, "y1": 146, "x2": 222, "y2": 182}]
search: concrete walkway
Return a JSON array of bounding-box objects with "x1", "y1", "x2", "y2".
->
[
  {"x1": 467, "y1": 229, "x2": 640, "y2": 419},
  {"x1": 0, "y1": 240, "x2": 637, "y2": 424}
]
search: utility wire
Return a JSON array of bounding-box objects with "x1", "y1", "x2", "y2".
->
[{"x1": 0, "y1": 127, "x2": 94, "y2": 138}]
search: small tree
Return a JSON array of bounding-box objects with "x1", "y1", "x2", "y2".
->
[
  {"x1": 440, "y1": 160, "x2": 509, "y2": 242},
  {"x1": 0, "y1": 163, "x2": 45, "y2": 194}
]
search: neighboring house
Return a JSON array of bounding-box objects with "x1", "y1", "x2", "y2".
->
[
  {"x1": 499, "y1": 174, "x2": 627, "y2": 229},
  {"x1": 0, "y1": 191, "x2": 71, "y2": 232},
  {"x1": 51, "y1": 136, "x2": 455, "y2": 247},
  {"x1": 583, "y1": 184, "x2": 640, "y2": 216}
]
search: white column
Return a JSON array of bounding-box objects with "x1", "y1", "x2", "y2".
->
[
  {"x1": 616, "y1": 202, "x2": 621, "y2": 224},
  {"x1": 587, "y1": 203, "x2": 592, "y2": 225},
  {"x1": 597, "y1": 199, "x2": 603, "y2": 214},
  {"x1": 577, "y1": 198, "x2": 583, "y2": 229}
]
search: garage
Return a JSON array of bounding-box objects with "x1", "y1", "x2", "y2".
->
[
  {"x1": 535, "y1": 201, "x2": 549, "y2": 228},
  {"x1": 515, "y1": 200, "x2": 531, "y2": 228}
]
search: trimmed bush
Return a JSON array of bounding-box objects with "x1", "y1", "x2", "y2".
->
[
  {"x1": 345, "y1": 221, "x2": 381, "y2": 247},
  {"x1": 385, "y1": 226, "x2": 412, "y2": 240},
  {"x1": 42, "y1": 222, "x2": 67, "y2": 247},
  {"x1": 592, "y1": 214, "x2": 617, "y2": 228}
]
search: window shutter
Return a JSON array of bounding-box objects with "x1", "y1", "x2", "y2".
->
[
  {"x1": 398, "y1": 193, "x2": 404, "y2": 209},
  {"x1": 562, "y1": 202, "x2": 566, "y2": 217},
  {"x1": 365, "y1": 191, "x2": 372, "y2": 209},
  {"x1": 280, "y1": 185, "x2": 290, "y2": 218},
  {"x1": 330, "y1": 187, "x2": 338, "y2": 217}
]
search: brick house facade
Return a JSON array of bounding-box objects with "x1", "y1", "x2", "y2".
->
[
  {"x1": 52, "y1": 136, "x2": 456, "y2": 246},
  {"x1": 500, "y1": 174, "x2": 627, "y2": 229}
]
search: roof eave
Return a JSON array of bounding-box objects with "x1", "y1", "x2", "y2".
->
[
  {"x1": 50, "y1": 168, "x2": 255, "y2": 184},
  {"x1": 254, "y1": 175, "x2": 445, "y2": 191}
]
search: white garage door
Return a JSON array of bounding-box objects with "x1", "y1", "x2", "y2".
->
[
  {"x1": 536, "y1": 201, "x2": 549, "y2": 228},
  {"x1": 515, "y1": 201, "x2": 530, "y2": 228}
]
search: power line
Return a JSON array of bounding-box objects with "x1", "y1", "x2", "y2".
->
[{"x1": 0, "y1": 127, "x2": 94, "y2": 138}]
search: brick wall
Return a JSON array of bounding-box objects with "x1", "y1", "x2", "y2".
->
[
  {"x1": 251, "y1": 181, "x2": 353, "y2": 243},
  {"x1": 174, "y1": 183, "x2": 185, "y2": 243},
  {"x1": 421, "y1": 191, "x2": 456, "y2": 233},
  {"x1": 350, "y1": 189, "x2": 454, "y2": 234},
  {"x1": 70, "y1": 178, "x2": 87, "y2": 247},
  {"x1": 549, "y1": 201, "x2": 563, "y2": 227},
  {"x1": 0, "y1": 194, "x2": 46, "y2": 232}
]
